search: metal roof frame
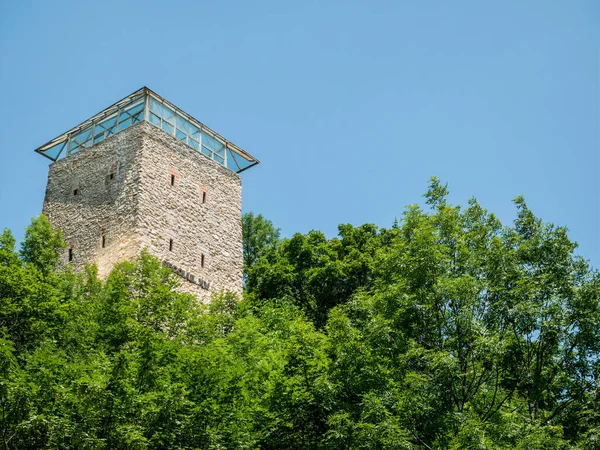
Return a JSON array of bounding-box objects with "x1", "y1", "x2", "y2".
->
[{"x1": 34, "y1": 87, "x2": 260, "y2": 173}]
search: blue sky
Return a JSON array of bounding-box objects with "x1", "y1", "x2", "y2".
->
[{"x1": 0, "y1": 0, "x2": 598, "y2": 267}]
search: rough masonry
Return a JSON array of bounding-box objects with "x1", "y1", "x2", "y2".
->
[{"x1": 43, "y1": 121, "x2": 243, "y2": 301}]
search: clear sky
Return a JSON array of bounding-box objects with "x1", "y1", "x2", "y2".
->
[{"x1": 0, "y1": 0, "x2": 598, "y2": 267}]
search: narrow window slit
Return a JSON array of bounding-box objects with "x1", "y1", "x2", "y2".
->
[
  {"x1": 201, "y1": 253, "x2": 205, "y2": 268},
  {"x1": 68, "y1": 248, "x2": 73, "y2": 262},
  {"x1": 101, "y1": 236, "x2": 106, "y2": 248},
  {"x1": 170, "y1": 174, "x2": 175, "y2": 186},
  {"x1": 73, "y1": 188, "x2": 79, "y2": 196},
  {"x1": 169, "y1": 239, "x2": 173, "y2": 251},
  {"x1": 202, "y1": 191, "x2": 207, "y2": 203}
]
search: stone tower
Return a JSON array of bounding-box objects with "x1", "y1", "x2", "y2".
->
[{"x1": 35, "y1": 87, "x2": 259, "y2": 301}]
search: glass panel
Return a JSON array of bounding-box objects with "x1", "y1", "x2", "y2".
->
[
  {"x1": 45, "y1": 92, "x2": 254, "y2": 171},
  {"x1": 176, "y1": 129, "x2": 187, "y2": 142},
  {"x1": 132, "y1": 111, "x2": 143, "y2": 123},
  {"x1": 96, "y1": 116, "x2": 117, "y2": 136},
  {"x1": 229, "y1": 150, "x2": 254, "y2": 171},
  {"x1": 93, "y1": 124, "x2": 105, "y2": 136},
  {"x1": 149, "y1": 97, "x2": 159, "y2": 111},
  {"x1": 163, "y1": 111, "x2": 175, "y2": 124},
  {"x1": 74, "y1": 127, "x2": 92, "y2": 142},
  {"x1": 70, "y1": 127, "x2": 92, "y2": 150},
  {"x1": 118, "y1": 103, "x2": 144, "y2": 128},
  {"x1": 176, "y1": 114, "x2": 200, "y2": 140},
  {"x1": 149, "y1": 97, "x2": 159, "y2": 113},
  {"x1": 119, "y1": 117, "x2": 131, "y2": 131},
  {"x1": 162, "y1": 121, "x2": 174, "y2": 134},
  {"x1": 150, "y1": 97, "x2": 174, "y2": 123},
  {"x1": 124, "y1": 101, "x2": 144, "y2": 116},
  {"x1": 149, "y1": 112, "x2": 161, "y2": 126},
  {"x1": 176, "y1": 114, "x2": 190, "y2": 133},
  {"x1": 98, "y1": 116, "x2": 117, "y2": 128},
  {"x1": 42, "y1": 141, "x2": 67, "y2": 160},
  {"x1": 226, "y1": 148, "x2": 241, "y2": 171},
  {"x1": 202, "y1": 132, "x2": 224, "y2": 154}
]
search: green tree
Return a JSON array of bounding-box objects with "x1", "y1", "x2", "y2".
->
[
  {"x1": 246, "y1": 224, "x2": 383, "y2": 328},
  {"x1": 242, "y1": 212, "x2": 281, "y2": 272},
  {"x1": 1, "y1": 182, "x2": 598, "y2": 449},
  {"x1": 0, "y1": 218, "x2": 71, "y2": 354},
  {"x1": 20, "y1": 214, "x2": 66, "y2": 276},
  {"x1": 321, "y1": 177, "x2": 600, "y2": 448}
]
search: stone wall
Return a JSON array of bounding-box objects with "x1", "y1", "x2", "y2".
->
[
  {"x1": 136, "y1": 122, "x2": 243, "y2": 301},
  {"x1": 43, "y1": 127, "x2": 143, "y2": 278},
  {"x1": 42, "y1": 121, "x2": 244, "y2": 301}
]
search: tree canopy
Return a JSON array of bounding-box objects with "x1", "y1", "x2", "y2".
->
[{"x1": 1, "y1": 179, "x2": 599, "y2": 449}]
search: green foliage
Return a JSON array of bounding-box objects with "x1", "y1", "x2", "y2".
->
[
  {"x1": 246, "y1": 223, "x2": 381, "y2": 328},
  {"x1": 1, "y1": 180, "x2": 599, "y2": 448},
  {"x1": 242, "y1": 212, "x2": 281, "y2": 271},
  {"x1": 19, "y1": 214, "x2": 66, "y2": 276}
]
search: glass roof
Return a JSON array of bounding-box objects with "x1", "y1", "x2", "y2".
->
[{"x1": 34, "y1": 87, "x2": 259, "y2": 173}]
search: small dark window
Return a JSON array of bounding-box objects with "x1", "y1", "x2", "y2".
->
[
  {"x1": 101, "y1": 236, "x2": 106, "y2": 248},
  {"x1": 169, "y1": 239, "x2": 173, "y2": 251},
  {"x1": 201, "y1": 253, "x2": 205, "y2": 268},
  {"x1": 109, "y1": 173, "x2": 115, "y2": 180},
  {"x1": 68, "y1": 248, "x2": 73, "y2": 262},
  {"x1": 170, "y1": 174, "x2": 175, "y2": 186},
  {"x1": 73, "y1": 189, "x2": 79, "y2": 196},
  {"x1": 202, "y1": 191, "x2": 207, "y2": 204}
]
